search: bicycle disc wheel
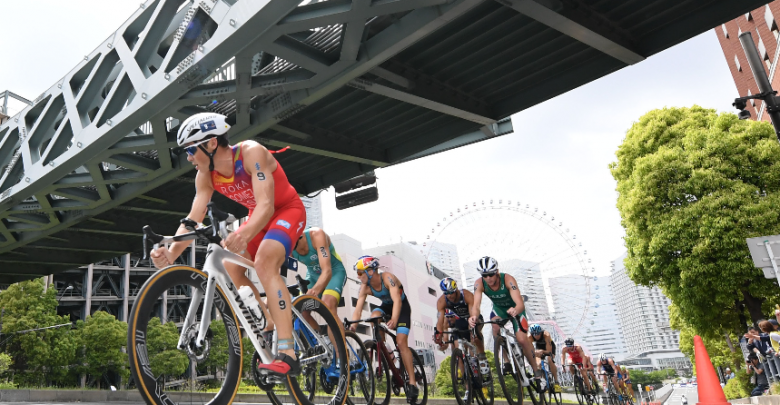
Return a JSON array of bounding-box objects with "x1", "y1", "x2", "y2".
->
[
  {"x1": 451, "y1": 349, "x2": 472, "y2": 405},
  {"x1": 345, "y1": 331, "x2": 375, "y2": 405},
  {"x1": 128, "y1": 266, "x2": 242, "y2": 405},
  {"x1": 365, "y1": 340, "x2": 391, "y2": 405},
  {"x1": 404, "y1": 350, "x2": 428, "y2": 405},
  {"x1": 494, "y1": 337, "x2": 523, "y2": 405}
]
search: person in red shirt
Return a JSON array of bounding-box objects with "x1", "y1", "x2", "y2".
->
[
  {"x1": 560, "y1": 338, "x2": 594, "y2": 394},
  {"x1": 150, "y1": 112, "x2": 306, "y2": 376}
]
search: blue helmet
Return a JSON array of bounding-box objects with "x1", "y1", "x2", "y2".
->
[
  {"x1": 440, "y1": 277, "x2": 458, "y2": 294},
  {"x1": 530, "y1": 324, "x2": 543, "y2": 336}
]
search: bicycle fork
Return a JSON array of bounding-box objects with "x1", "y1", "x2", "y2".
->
[{"x1": 510, "y1": 343, "x2": 531, "y2": 387}]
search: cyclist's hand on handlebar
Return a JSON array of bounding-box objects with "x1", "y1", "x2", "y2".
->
[
  {"x1": 306, "y1": 285, "x2": 322, "y2": 297},
  {"x1": 507, "y1": 307, "x2": 519, "y2": 317},
  {"x1": 349, "y1": 323, "x2": 357, "y2": 332},
  {"x1": 386, "y1": 319, "x2": 397, "y2": 330},
  {"x1": 468, "y1": 316, "x2": 477, "y2": 328},
  {"x1": 222, "y1": 231, "x2": 248, "y2": 255},
  {"x1": 150, "y1": 246, "x2": 174, "y2": 269}
]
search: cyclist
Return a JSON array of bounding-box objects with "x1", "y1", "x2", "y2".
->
[
  {"x1": 615, "y1": 362, "x2": 626, "y2": 396},
  {"x1": 468, "y1": 256, "x2": 545, "y2": 389},
  {"x1": 291, "y1": 227, "x2": 347, "y2": 377},
  {"x1": 434, "y1": 277, "x2": 490, "y2": 379},
  {"x1": 623, "y1": 366, "x2": 634, "y2": 400},
  {"x1": 436, "y1": 309, "x2": 461, "y2": 351},
  {"x1": 560, "y1": 337, "x2": 593, "y2": 394},
  {"x1": 530, "y1": 324, "x2": 560, "y2": 393},
  {"x1": 150, "y1": 112, "x2": 305, "y2": 377},
  {"x1": 594, "y1": 353, "x2": 620, "y2": 397},
  {"x1": 349, "y1": 255, "x2": 419, "y2": 401}
]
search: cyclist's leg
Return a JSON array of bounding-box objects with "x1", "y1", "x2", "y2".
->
[
  {"x1": 508, "y1": 311, "x2": 539, "y2": 374},
  {"x1": 579, "y1": 365, "x2": 591, "y2": 393},
  {"x1": 321, "y1": 268, "x2": 347, "y2": 331},
  {"x1": 254, "y1": 205, "x2": 306, "y2": 373},
  {"x1": 224, "y1": 231, "x2": 275, "y2": 331},
  {"x1": 549, "y1": 345, "x2": 559, "y2": 383},
  {"x1": 395, "y1": 300, "x2": 416, "y2": 386},
  {"x1": 473, "y1": 315, "x2": 486, "y2": 355}
]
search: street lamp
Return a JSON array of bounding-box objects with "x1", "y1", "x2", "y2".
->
[{"x1": 57, "y1": 285, "x2": 73, "y2": 303}]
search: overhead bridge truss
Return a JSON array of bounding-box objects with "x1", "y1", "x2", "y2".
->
[{"x1": 0, "y1": 0, "x2": 506, "y2": 254}]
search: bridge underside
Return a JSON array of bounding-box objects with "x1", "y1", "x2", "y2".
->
[{"x1": 0, "y1": 0, "x2": 763, "y2": 282}]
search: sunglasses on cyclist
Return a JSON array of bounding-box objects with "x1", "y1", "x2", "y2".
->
[
  {"x1": 356, "y1": 268, "x2": 374, "y2": 276},
  {"x1": 481, "y1": 273, "x2": 498, "y2": 278},
  {"x1": 444, "y1": 290, "x2": 458, "y2": 295},
  {"x1": 185, "y1": 138, "x2": 214, "y2": 156}
]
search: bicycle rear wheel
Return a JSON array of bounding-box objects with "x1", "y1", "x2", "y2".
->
[
  {"x1": 365, "y1": 341, "x2": 391, "y2": 405},
  {"x1": 451, "y1": 349, "x2": 472, "y2": 405},
  {"x1": 345, "y1": 331, "x2": 375, "y2": 405},
  {"x1": 128, "y1": 266, "x2": 243, "y2": 405},
  {"x1": 494, "y1": 337, "x2": 523, "y2": 405}
]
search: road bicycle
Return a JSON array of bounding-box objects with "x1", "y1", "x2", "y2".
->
[
  {"x1": 128, "y1": 202, "x2": 349, "y2": 405},
  {"x1": 570, "y1": 363, "x2": 599, "y2": 405},
  {"x1": 538, "y1": 354, "x2": 561, "y2": 405},
  {"x1": 443, "y1": 326, "x2": 494, "y2": 405},
  {"x1": 486, "y1": 318, "x2": 544, "y2": 405},
  {"x1": 598, "y1": 372, "x2": 626, "y2": 405},
  {"x1": 346, "y1": 315, "x2": 427, "y2": 405}
]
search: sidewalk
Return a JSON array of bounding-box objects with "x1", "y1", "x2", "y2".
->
[{"x1": 729, "y1": 395, "x2": 780, "y2": 405}]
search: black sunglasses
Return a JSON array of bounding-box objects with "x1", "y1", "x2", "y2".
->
[{"x1": 481, "y1": 273, "x2": 498, "y2": 278}]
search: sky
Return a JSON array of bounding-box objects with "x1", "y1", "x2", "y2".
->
[{"x1": 0, "y1": 1, "x2": 741, "y2": 278}]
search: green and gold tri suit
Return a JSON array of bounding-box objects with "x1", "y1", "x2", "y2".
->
[
  {"x1": 291, "y1": 229, "x2": 347, "y2": 301},
  {"x1": 483, "y1": 273, "x2": 529, "y2": 333}
]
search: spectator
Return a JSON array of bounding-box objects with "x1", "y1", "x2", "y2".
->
[
  {"x1": 746, "y1": 353, "x2": 769, "y2": 396},
  {"x1": 745, "y1": 326, "x2": 771, "y2": 357},
  {"x1": 759, "y1": 320, "x2": 780, "y2": 354},
  {"x1": 725, "y1": 367, "x2": 735, "y2": 380}
]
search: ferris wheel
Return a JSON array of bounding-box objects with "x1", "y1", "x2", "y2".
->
[{"x1": 419, "y1": 199, "x2": 594, "y2": 340}]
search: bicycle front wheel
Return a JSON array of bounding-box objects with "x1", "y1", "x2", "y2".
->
[
  {"x1": 573, "y1": 375, "x2": 585, "y2": 405},
  {"x1": 450, "y1": 349, "x2": 472, "y2": 405},
  {"x1": 365, "y1": 340, "x2": 391, "y2": 405},
  {"x1": 345, "y1": 330, "x2": 375, "y2": 405},
  {"x1": 128, "y1": 266, "x2": 243, "y2": 405},
  {"x1": 494, "y1": 337, "x2": 523, "y2": 405}
]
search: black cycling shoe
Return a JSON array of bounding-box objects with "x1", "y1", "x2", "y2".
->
[{"x1": 406, "y1": 384, "x2": 419, "y2": 403}]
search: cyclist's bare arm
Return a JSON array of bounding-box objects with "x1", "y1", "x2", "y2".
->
[
  {"x1": 560, "y1": 347, "x2": 567, "y2": 366},
  {"x1": 435, "y1": 296, "x2": 447, "y2": 334},
  {"x1": 385, "y1": 273, "x2": 404, "y2": 327},
  {"x1": 543, "y1": 332, "x2": 553, "y2": 355},
  {"x1": 469, "y1": 282, "x2": 484, "y2": 326},
  {"x1": 504, "y1": 274, "x2": 526, "y2": 315},
  {"x1": 350, "y1": 283, "x2": 370, "y2": 327},
  {"x1": 307, "y1": 228, "x2": 333, "y2": 295},
  {"x1": 151, "y1": 170, "x2": 213, "y2": 266}
]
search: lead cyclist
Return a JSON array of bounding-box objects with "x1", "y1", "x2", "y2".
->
[{"x1": 149, "y1": 112, "x2": 306, "y2": 377}]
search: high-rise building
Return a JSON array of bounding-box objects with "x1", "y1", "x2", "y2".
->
[
  {"x1": 610, "y1": 252, "x2": 679, "y2": 354},
  {"x1": 412, "y1": 241, "x2": 460, "y2": 279},
  {"x1": 300, "y1": 194, "x2": 323, "y2": 229},
  {"x1": 581, "y1": 276, "x2": 628, "y2": 360},
  {"x1": 715, "y1": 3, "x2": 780, "y2": 124}
]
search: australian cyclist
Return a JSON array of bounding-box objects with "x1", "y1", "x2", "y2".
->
[
  {"x1": 594, "y1": 353, "x2": 620, "y2": 396},
  {"x1": 560, "y1": 338, "x2": 594, "y2": 394},
  {"x1": 150, "y1": 112, "x2": 305, "y2": 377},
  {"x1": 434, "y1": 277, "x2": 490, "y2": 379},
  {"x1": 622, "y1": 366, "x2": 634, "y2": 400},
  {"x1": 349, "y1": 256, "x2": 419, "y2": 401},
  {"x1": 530, "y1": 324, "x2": 561, "y2": 393},
  {"x1": 468, "y1": 256, "x2": 545, "y2": 388}
]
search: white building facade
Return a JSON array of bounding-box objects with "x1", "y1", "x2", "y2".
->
[{"x1": 300, "y1": 194, "x2": 323, "y2": 229}]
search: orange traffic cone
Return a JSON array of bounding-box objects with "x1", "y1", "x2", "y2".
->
[{"x1": 694, "y1": 335, "x2": 729, "y2": 405}]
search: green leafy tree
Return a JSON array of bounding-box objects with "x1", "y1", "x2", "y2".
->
[
  {"x1": 610, "y1": 106, "x2": 780, "y2": 336},
  {"x1": 74, "y1": 311, "x2": 129, "y2": 388},
  {"x1": 434, "y1": 355, "x2": 453, "y2": 396},
  {"x1": 0, "y1": 279, "x2": 77, "y2": 386},
  {"x1": 146, "y1": 317, "x2": 189, "y2": 380},
  {"x1": 200, "y1": 319, "x2": 229, "y2": 378},
  {"x1": 671, "y1": 304, "x2": 743, "y2": 371}
]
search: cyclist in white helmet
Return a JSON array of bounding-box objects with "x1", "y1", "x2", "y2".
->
[
  {"x1": 469, "y1": 256, "x2": 545, "y2": 388},
  {"x1": 150, "y1": 112, "x2": 307, "y2": 377}
]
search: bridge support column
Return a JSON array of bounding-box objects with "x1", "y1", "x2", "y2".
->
[
  {"x1": 122, "y1": 253, "x2": 130, "y2": 322},
  {"x1": 84, "y1": 264, "x2": 93, "y2": 319}
]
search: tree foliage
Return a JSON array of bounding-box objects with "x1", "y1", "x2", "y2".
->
[
  {"x1": 200, "y1": 319, "x2": 229, "y2": 377},
  {"x1": 74, "y1": 311, "x2": 129, "y2": 387},
  {"x1": 670, "y1": 304, "x2": 743, "y2": 372},
  {"x1": 146, "y1": 317, "x2": 189, "y2": 379},
  {"x1": 610, "y1": 106, "x2": 780, "y2": 336},
  {"x1": 0, "y1": 279, "x2": 77, "y2": 386},
  {"x1": 628, "y1": 369, "x2": 675, "y2": 388}
]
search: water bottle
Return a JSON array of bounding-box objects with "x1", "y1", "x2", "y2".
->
[
  {"x1": 479, "y1": 358, "x2": 491, "y2": 377},
  {"x1": 238, "y1": 286, "x2": 265, "y2": 327}
]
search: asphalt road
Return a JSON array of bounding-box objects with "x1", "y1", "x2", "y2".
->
[{"x1": 663, "y1": 386, "x2": 698, "y2": 405}]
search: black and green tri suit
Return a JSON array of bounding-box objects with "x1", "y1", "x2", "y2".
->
[{"x1": 483, "y1": 273, "x2": 529, "y2": 333}]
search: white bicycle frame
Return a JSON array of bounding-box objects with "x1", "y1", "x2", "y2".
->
[
  {"x1": 496, "y1": 325, "x2": 531, "y2": 387},
  {"x1": 154, "y1": 235, "x2": 331, "y2": 369}
]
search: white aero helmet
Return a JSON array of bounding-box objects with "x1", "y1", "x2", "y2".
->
[
  {"x1": 477, "y1": 256, "x2": 499, "y2": 275},
  {"x1": 177, "y1": 112, "x2": 230, "y2": 146}
]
